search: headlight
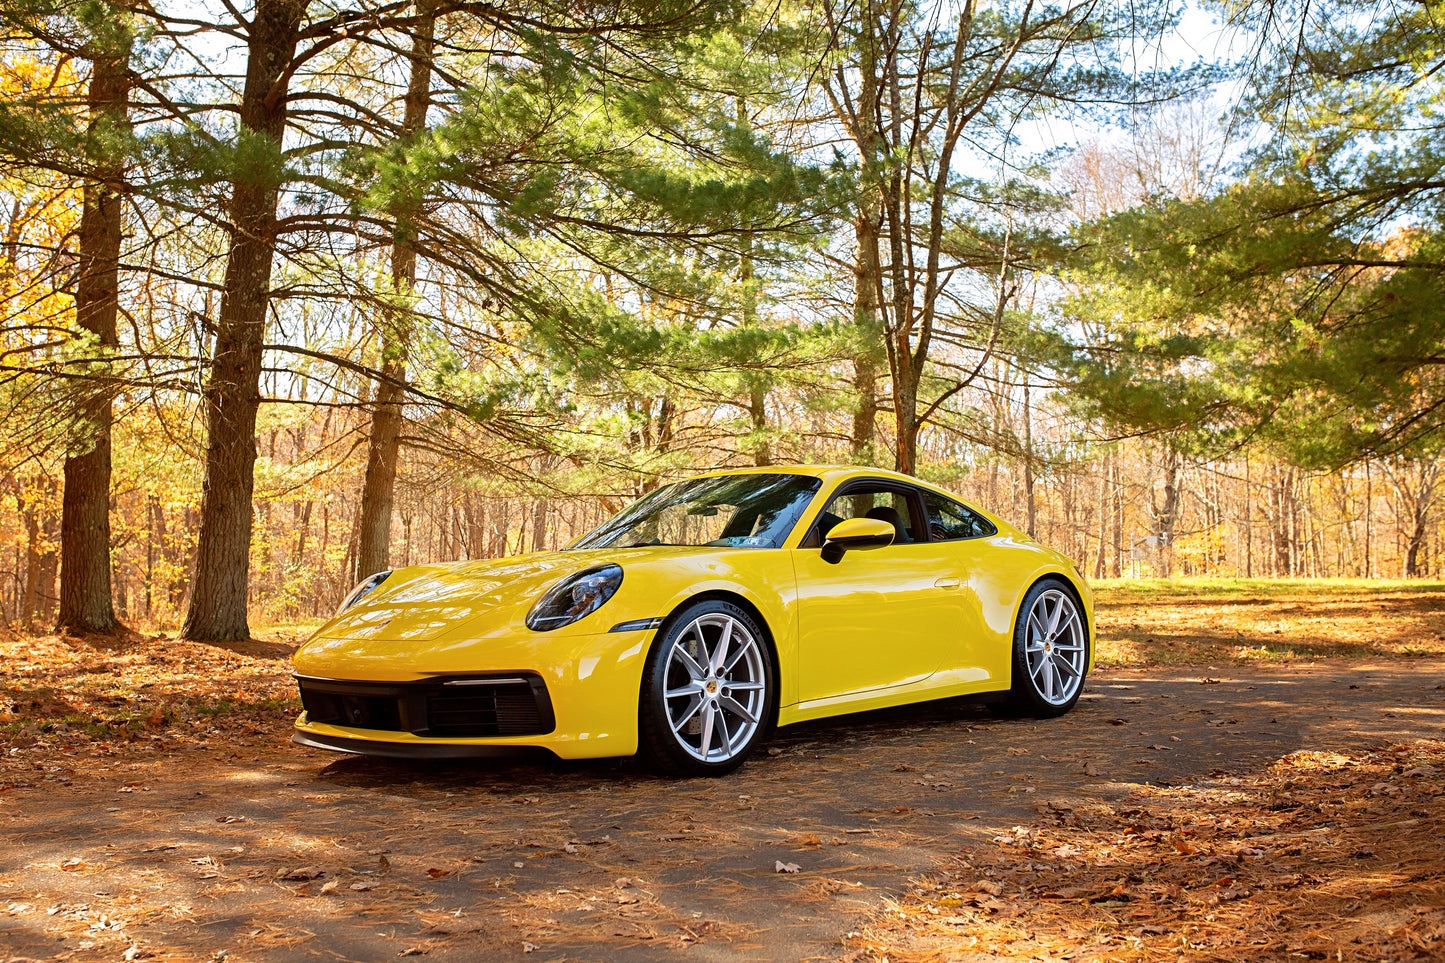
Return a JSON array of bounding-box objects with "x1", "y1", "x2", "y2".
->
[
  {"x1": 338, "y1": 570, "x2": 391, "y2": 615},
  {"x1": 526, "y1": 564, "x2": 623, "y2": 631}
]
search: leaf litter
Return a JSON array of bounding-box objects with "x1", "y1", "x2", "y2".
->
[
  {"x1": 2, "y1": 612, "x2": 1444, "y2": 960},
  {"x1": 842, "y1": 740, "x2": 1445, "y2": 962}
]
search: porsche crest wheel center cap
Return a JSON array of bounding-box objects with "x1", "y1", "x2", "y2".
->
[{"x1": 705, "y1": 680, "x2": 719, "y2": 695}]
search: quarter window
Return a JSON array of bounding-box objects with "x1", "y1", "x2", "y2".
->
[{"x1": 921, "y1": 490, "x2": 996, "y2": 541}]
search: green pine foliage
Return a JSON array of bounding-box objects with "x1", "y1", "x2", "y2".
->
[{"x1": 1052, "y1": 0, "x2": 1445, "y2": 467}]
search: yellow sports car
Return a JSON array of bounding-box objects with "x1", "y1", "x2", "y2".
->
[{"x1": 292, "y1": 465, "x2": 1093, "y2": 775}]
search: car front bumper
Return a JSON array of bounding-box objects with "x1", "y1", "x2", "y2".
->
[{"x1": 290, "y1": 627, "x2": 655, "y2": 760}]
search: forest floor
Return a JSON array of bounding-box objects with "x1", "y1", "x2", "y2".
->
[{"x1": 1, "y1": 580, "x2": 1443, "y2": 962}]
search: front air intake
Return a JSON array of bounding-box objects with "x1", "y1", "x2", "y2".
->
[{"x1": 296, "y1": 674, "x2": 555, "y2": 737}]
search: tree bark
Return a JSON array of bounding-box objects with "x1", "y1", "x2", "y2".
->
[
  {"x1": 733, "y1": 97, "x2": 771, "y2": 468},
  {"x1": 1022, "y1": 378, "x2": 1036, "y2": 538},
  {"x1": 145, "y1": 494, "x2": 158, "y2": 617},
  {"x1": 39, "y1": 495, "x2": 58, "y2": 620},
  {"x1": 1390, "y1": 459, "x2": 1439, "y2": 578},
  {"x1": 741, "y1": 259, "x2": 769, "y2": 465},
  {"x1": 1243, "y1": 453, "x2": 1253, "y2": 578},
  {"x1": 22, "y1": 490, "x2": 41, "y2": 625},
  {"x1": 1153, "y1": 445, "x2": 1181, "y2": 576},
  {"x1": 850, "y1": 353, "x2": 878, "y2": 459},
  {"x1": 824, "y1": 0, "x2": 887, "y2": 465},
  {"x1": 530, "y1": 498, "x2": 548, "y2": 552},
  {"x1": 1110, "y1": 450, "x2": 1123, "y2": 578},
  {"x1": 182, "y1": 0, "x2": 305, "y2": 642},
  {"x1": 1364, "y1": 460, "x2": 1373, "y2": 578},
  {"x1": 850, "y1": 18, "x2": 883, "y2": 464},
  {"x1": 356, "y1": 1, "x2": 437, "y2": 580},
  {"x1": 58, "y1": 30, "x2": 131, "y2": 634}
]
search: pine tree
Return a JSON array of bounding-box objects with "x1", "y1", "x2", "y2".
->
[
  {"x1": 59, "y1": 7, "x2": 131, "y2": 634},
  {"x1": 0, "y1": 0, "x2": 138, "y2": 633},
  {"x1": 1054, "y1": 0, "x2": 1445, "y2": 467},
  {"x1": 354, "y1": 0, "x2": 436, "y2": 583}
]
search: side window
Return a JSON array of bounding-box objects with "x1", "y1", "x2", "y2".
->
[
  {"x1": 813, "y1": 486, "x2": 919, "y2": 544},
  {"x1": 921, "y1": 490, "x2": 996, "y2": 541}
]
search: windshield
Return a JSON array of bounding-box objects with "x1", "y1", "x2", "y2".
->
[{"x1": 569, "y1": 474, "x2": 822, "y2": 551}]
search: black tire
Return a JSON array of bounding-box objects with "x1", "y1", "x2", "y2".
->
[
  {"x1": 638, "y1": 600, "x2": 775, "y2": 777},
  {"x1": 1004, "y1": 578, "x2": 1089, "y2": 717}
]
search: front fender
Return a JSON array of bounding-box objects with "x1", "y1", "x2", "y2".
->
[{"x1": 631, "y1": 555, "x2": 800, "y2": 707}]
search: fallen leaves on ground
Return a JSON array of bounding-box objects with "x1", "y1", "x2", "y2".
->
[
  {"x1": 843, "y1": 740, "x2": 1445, "y2": 962},
  {"x1": 2, "y1": 608, "x2": 1442, "y2": 961},
  {"x1": 1094, "y1": 581, "x2": 1445, "y2": 665},
  {"x1": 0, "y1": 629, "x2": 299, "y2": 766}
]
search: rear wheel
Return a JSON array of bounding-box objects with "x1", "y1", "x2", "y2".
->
[
  {"x1": 1004, "y1": 579, "x2": 1088, "y2": 717},
  {"x1": 638, "y1": 600, "x2": 774, "y2": 777}
]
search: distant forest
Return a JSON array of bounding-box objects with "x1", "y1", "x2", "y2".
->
[{"x1": 4, "y1": 0, "x2": 1445, "y2": 638}]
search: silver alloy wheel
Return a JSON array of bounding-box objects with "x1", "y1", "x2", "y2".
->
[
  {"x1": 662, "y1": 612, "x2": 767, "y2": 764},
  {"x1": 1024, "y1": 588, "x2": 1087, "y2": 706}
]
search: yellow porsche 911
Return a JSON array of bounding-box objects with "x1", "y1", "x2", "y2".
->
[{"x1": 292, "y1": 465, "x2": 1093, "y2": 776}]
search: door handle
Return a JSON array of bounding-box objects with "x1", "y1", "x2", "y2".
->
[{"x1": 934, "y1": 577, "x2": 960, "y2": 590}]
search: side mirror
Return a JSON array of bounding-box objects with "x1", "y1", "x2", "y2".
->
[{"x1": 820, "y1": 516, "x2": 895, "y2": 564}]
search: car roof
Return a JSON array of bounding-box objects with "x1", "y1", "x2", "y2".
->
[
  {"x1": 689, "y1": 463, "x2": 880, "y2": 482},
  {"x1": 658, "y1": 464, "x2": 1021, "y2": 543},
  {"x1": 686, "y1": 463, "x2": 968, "y2": 501}
]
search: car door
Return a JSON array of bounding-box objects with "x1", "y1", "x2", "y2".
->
[
  {"x1": 914, "y1": 487, "x2": 1007, "y2": 686},
  {"x1": 789, "y1": 481, "x2": 969, "y2": 704}
]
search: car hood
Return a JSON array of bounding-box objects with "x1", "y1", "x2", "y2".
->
[{"x1": 313, "y1": 546, "x2": 701, "y2": 645}]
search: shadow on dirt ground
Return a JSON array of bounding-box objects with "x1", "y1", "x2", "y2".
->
[{"x1": 2, "y1": 658, "x2": 1442, "y2": 962}]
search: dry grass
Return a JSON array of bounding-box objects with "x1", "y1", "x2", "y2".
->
[{"x1": 1093, "y1": 578, "x2": 1445, "y2": 666}]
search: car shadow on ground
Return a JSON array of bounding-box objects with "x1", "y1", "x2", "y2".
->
[{"x1": 310, "y1": 695, "x2": 1007, "y2": 796}]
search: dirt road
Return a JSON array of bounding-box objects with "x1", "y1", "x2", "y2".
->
[{"x1": 3, "y1": 658, "x2": 1442, "y2": 962}]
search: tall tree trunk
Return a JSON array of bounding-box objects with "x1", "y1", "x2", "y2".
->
[
  {"x1": 1153, "y1": 445, "x2": 1181, "y2": 576},
  {"x1": 1243, "y1": 453, "x2": 1253, "y2": 578},
  {"x1": 182, "y1": 0, "x2": 305, "y2": 642},
  {"x1": 851, "y1": 354, "x2": 878, "y2": 460},
  {"x1": 316, "y1": 501, "x2": 330, "y2": 616},
  {"x1": 465, "y1": 494, "x2": 484, "y2": 558},
  {"x1": 295, "y1": 499, "x2": 313, "y2": 564},
  {"x1": 22, "y1": 490, "x2": 41, "y2": 624},
  {"x1": 1093, "y1": 455, "x2": 1108, "y2": 579},
  {"x1": 530, "y1": 498, "x2": 548, "y2": 552},
  {"x1": 356, "y1": 1, "x2": 437, "y2": 579},
  {"x1": 1397, "y1": 461, "x2": 1438, "y2": 578},
  {"x1": 732, "y1": 97, "x2": 771, "y2": 468},
  {"x1": 747, "y1": 391, "x2": 768, "y2": 465},
  {"x1": 38, "y1": 478, "x2": 59, "y2": 620},
  {"x1": 837, "y1": 1, "x2": 884, "y2": 464},
  {"x1": 849, "y1": 183, "x2": 882, "y2": 463},
  {"x1": 1110, "y1": 450, "x2": 1123, "y2": 578},
  {"x1": 169, "y1": 505, "x2": 188, "y2": 610},
  {"x1": 1364, "y1": 459, "x2": 1373, "y2": 578},
  {"x1": 741, "y1": 240, "x2": 770, "y2": 466},
  {"x1": 1022, "y1": 377, "x2": 1036, "y2": 538},
  {"x1": 887, "y1": 4, "x2": 974, "y2": 476},
  {"x1": 145, "y1": 494, "x2": 158, "y2": 617},
  {"x1": 58, "y1": 29, "x2": 131, "y2": 634}
]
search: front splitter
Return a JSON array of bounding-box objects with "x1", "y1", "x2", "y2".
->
[{"x1": 292, "y1": 728, "x2": 559, "y2": 762}]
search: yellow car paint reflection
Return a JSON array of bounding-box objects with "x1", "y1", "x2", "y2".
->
[{"x1": 291, "y1": 465, "x2": 1094, "y2": 772}]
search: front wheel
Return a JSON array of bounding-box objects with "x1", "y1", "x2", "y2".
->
[
  {"x1": 638, "y1": 600, "x2": 774, "y2": 777},
  {"x1": 1004, "y1": 579, "x2": 1089, "y2": 717}
]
